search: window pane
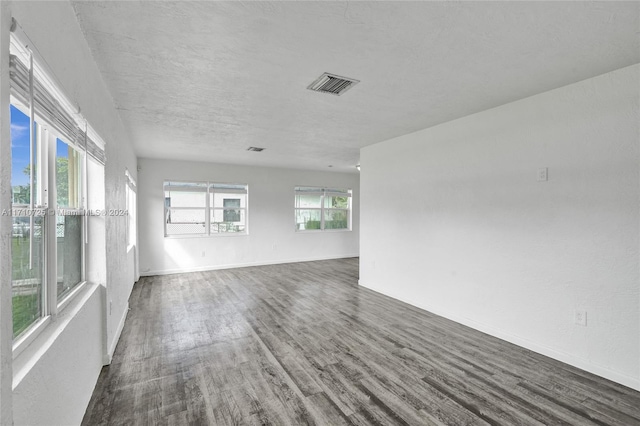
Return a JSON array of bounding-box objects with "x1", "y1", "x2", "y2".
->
[
  {"x1": 295, "y1": 209, "x2": 321, "y2": 230},
  {"x1": 165, "y1": 190, "x2": 206, "y2": 208},
  {"x1": 222, "y1": 198, "x2": 240, "y2": 222},
  {"x1": 166, "y1": 208, "x2": 206, "y2": 235},
  {"x1": 11, "y1": 105, "x2": 36, "y2": 206},
  {"x1": 211, "y1": 192, "x2": 246, "y2": 209},
  {"x1": 211, "y1": 209, "x2": 246, "y2": 233},
  {"x1": 56, "y1": 139, "x2": 82, "y2": 208},
  {"x1": 324, "y1": 209, "x2": 349, "y2": 229},
  {"x1": 12, "y1": 215, "x2": 44, "y2": 337},
  {"x1": 295, "y1": 194, "x2": 322, "y2": 208},
  {"x1": 11, "y1": 105, "x2": 44, "y2": 338},
  {"x1": 164, "y1": 182, "x2": 207, "y2": 208},
  {"x1": 164, "y1": 182, "x2": 207, "y2": 210},
  {"x1": 324, "y1": 195, "x2": 349, "y2": 209},
  {"x1": 57, "y1": 215, "x2": 83, "y2": 301}
]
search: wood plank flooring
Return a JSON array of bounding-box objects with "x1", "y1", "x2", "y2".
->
[{"x1": 82, "y1": 258, "x2": 640, "y2": 425}]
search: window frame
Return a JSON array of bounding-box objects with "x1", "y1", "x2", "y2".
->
[
  {"x1": 163, "y1": 180, "x2": 249, "y2": 237},
  {"x1": 10, "y1": 100, "x2": 88, "y2": 356},
  {"x1": 294, "y1": 186, "x2": 352, "y2": 232},
  {"x1": 55, "y1": 136, "x2": 86, "y2": 305},
  {"x1": 8, "y1": 26, "x2": 106, "y2": 362}
]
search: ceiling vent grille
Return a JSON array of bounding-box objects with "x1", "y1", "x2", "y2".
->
[
  {"x1": 247, "y1": 147, "x2": 265, "y2": 152},
  {"x1": 307, "y1": 73, "x2": 359, "y2": 96}
]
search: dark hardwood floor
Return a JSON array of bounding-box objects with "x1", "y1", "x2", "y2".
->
[{"x1": 82, "y1": 258, "x2": 640, "y2": 425}]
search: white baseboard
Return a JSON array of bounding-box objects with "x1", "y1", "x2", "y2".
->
[
  {"x1": 359, "y1": 281, "x2": 640, "y2": 392},
  {"x1": 141, "y1": 254, "x2": 360, "y2": 277},
  {"x1": 103, "y1": 302, "x2": 129, "y2": 365}
]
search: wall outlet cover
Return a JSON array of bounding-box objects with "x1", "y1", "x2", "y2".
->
[
  {"x1": 575, "y1": 310, "x2": 587, "y2": 326},
  {"x1": 537, "y1": 167, "x2": 549, "y2": 182}
]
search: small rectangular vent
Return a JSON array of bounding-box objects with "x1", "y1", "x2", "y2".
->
[
  {"x1": 307, "y1": 73, "x2": 359, "y2": 96},
  {"x1": 247, "y1": 147, "x2": 265, "y2": 152}
]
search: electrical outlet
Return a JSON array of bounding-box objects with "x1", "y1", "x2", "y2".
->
[
  {"x1": 109, "y1": 300, "x2": 112, "y2": 316},
  {"x1": 575, "y1": 310, "x2": 587, "y2": 326},
  {"x1": 537, "y1": 167, "x2": 548, "y2": 182},
  {"x1": 201, "y1": 251, "x2": 206, "y2": 257}
]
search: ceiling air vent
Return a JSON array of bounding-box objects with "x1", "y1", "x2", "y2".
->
[
  {"x1": 247, "y1": 147, "x2": 265, "y2": 152},
  {"x1": 307, "y1": 73, "x2": 359, "y2": 96}
]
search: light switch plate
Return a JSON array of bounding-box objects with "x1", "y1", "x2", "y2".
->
[{"x1": 575, "y1": 310, "x2": 587, "y2": 326}]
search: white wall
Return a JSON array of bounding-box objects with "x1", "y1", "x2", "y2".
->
[
  {"x1": 0, "y1": 3, "x2": 14, "y2": 424},
  {"x1": 360, "y1": 64, "x2": 640, "y2": 390},
  {"x1": 139, "y1": 158, "x2": 359, "y2": 275},
  {"x1": 5, "y1": 1, "x2": 138, "y2": 424},
  {"x1": 12, "y1": 285, "x2": 104, "y2": 426}
]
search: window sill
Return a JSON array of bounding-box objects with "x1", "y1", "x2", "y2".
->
[
  {"x1": 12, "y1": 280, "x2": 88, "y2": 361},
  {"x1": 57, "y1": 280, "x2": 88, "y2": 313},
  {"x1": 12, "y1": 316, "x2": 52, "y2": 360},
  {"x1": 12, "y1": 281, "x2": 100, "y2": 389}
]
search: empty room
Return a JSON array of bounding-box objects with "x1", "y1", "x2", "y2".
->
[{"x1": 0, "y1": 1, "x2": 639, "y2": 425}]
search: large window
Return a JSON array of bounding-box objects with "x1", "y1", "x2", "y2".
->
[
  {"x1": 10, "y1": 105, "x2": 86, "y2": 339},
  {"x1": 8, "y1": 29, "x2": 105, "y2": 345},
  {"x1": 295, "y1": 187, "x2": 351, "y2": 231},
  {"x1": 164, "y1": 181, "x2": 248, "y2": 236}
]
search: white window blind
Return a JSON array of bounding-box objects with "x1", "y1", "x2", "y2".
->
[{"x1": 9, "y1": 18, "x2": 106, "y2": 165}]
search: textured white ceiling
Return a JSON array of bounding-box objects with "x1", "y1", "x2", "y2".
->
[{"x1": 72, "y1": 1, "x2": 639, "y2": 173}]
